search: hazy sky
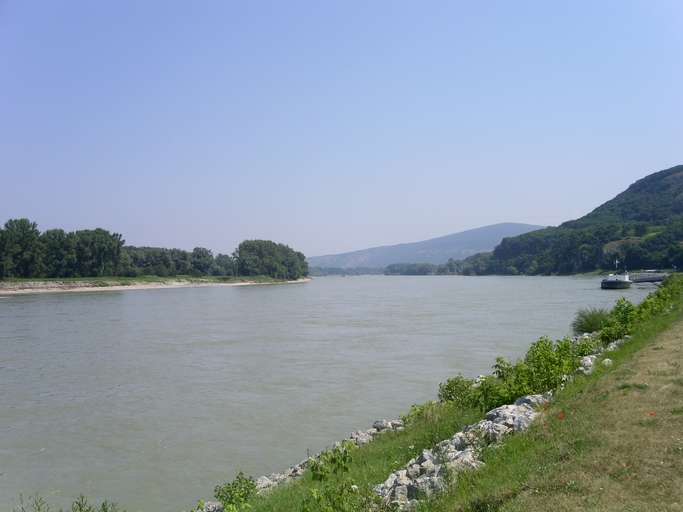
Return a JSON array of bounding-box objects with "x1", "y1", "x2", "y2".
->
[{"x1": 1, "y1": 1, "x2": 681, "y2": 256}]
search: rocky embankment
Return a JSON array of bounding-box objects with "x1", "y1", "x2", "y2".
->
[{"x1": 373, "y1": 393, "x2": 551, "y2": 509}]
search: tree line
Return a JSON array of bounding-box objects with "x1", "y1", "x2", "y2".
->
[
  {"x1": 381, "y1": 221, "x2": 683, "y2": 277},
  {"x1": 0, "y1": 218, "x2": 308, "y2": 280},
  {"x1": 454, "y1": 220, "x2": 683, "y2": 275}
]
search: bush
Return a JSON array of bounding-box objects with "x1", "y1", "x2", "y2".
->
[
  {"x1": 599, "y1": 298, "x2": 636, "y2": 344},
  {"x1": 438, "y1": 375, "x2": 474, "y2": 405},
  {"x1": 575, "y1": 335, "x2": 600, "y2": 356},
  {"x1": 572, "y1": 307, "x2": 610, "y2": 334},
  {"x1": 612, "y1": 298, "x2": 636, "y2": 331},
  {"x1": 439, "y1": 336, "x2": 582, "y2": 412},
  {"x1": 214, "y1": 472, "x2": 257, "y2": 512},
  {"x1": 310, "y1": 442, "x2": 355, "y2": 482}
]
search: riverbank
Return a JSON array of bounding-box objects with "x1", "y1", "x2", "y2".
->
[
  {"x1": 202, "y1": 276, "x2": 683, "y2": 512},
  {"x1": 424, "y1": 286, "x2": 683, "y2": 511},
  {"x1": 0, "y1": 276, "x2": 311, "y2": 295}
]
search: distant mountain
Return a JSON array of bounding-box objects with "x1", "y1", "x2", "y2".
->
[
  {"x1": 308, "y1": 223, "x2": 544, "y2": 269},
  {"x1": 460, "y1": 164, "x2": 683, "y2": 275}
]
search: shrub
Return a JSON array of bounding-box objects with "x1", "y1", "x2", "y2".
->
[
  {"x1": 310, "y1": 442, "x2": 355, "y2": 482},
  {"x1": 523, "y1": 336, "x2": 572, "y2": 392},
  {"x1": 599, "y1": 298, "x2": 637, "y2": 344},
  {"x1": 572, "y1": 307, "x2": 610, "y2": 334},
  {"x1": 575, "y1": 335, "x2": 600, "y2": 356},
  {"x1": 214, "y1": 472, "x2": 257, "y2": 512},
  {"x1": 612, "y1": 298, "x2": 636, "y2": 332},
  {"x1": 439, "y1": 336, "x2": 582, "y2": 412},
  {"x1": 469, "y1": 375, "x2": 508, "y2": 410},
  {"x1": 438, "y1": 375, "x2": 474, "y2": 405}
]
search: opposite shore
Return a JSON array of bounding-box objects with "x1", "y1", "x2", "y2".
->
[{"x1": 0, "y1": 276, "x2": 312, "y2": 296}]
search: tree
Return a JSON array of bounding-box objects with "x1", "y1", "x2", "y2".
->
[
  {"x1": 191, "y1": 247, "x2": 214, "y2": 275},
  {"x1": 2, "y1": 218, "x2": 44, "y2": 277},
  {"x1": 235, "y1": 240, "x2": 308, "y2": 279},
  {"x1": 73, "y1": 229, "x2": 124, "y2": 276},
  {"x1": 0, "y1": 218, "x2": 309, "y2": 280},
  {"x1": 213, "y1": 253, "x2": 235, "y2": 276},
  {"x1": 41, "y1": 229, "x2": 77, "y2": 277}
]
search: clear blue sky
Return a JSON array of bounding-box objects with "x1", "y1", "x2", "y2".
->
[{"x1": 1, "y1": 1, "x2": 681, "y2": 256}]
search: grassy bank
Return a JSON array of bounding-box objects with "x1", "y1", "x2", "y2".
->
[{"x1": 421, "y1": 281, "x2": 683, "y2": 511}]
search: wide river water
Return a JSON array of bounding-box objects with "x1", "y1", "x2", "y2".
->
[{"x1": 0, "y1": 276, "x2": 655, "y2": 511}]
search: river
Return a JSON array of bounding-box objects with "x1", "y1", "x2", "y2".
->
[{"x1": 0, "y1": 275, "x2": 655, "y2": 511}]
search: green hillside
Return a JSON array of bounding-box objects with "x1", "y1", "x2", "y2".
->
[{"x1": 459, "y1": 165, "x2": 683, "y2": 275}]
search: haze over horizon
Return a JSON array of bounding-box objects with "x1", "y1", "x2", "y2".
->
[{"x1": 2, "y1": 1, "x2": 682, "y2": 256}]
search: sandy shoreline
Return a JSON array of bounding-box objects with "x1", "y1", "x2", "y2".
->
[{"x1": 0, "y1": 278, "x2": 312, "y2": 296}]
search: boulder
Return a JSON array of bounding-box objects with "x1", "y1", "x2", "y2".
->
[
  {"x1": 444, "y1": 448, "x2": 482, "y2": 472},
  {"x1": 390, "y1": 419, "x2": 405, "y2": 429},
  {"x1": 514, "y1": 393, "x2": 550, "y2": 408},
  {"x1": 579, "y1": 355, "x2": 597, "y2": 374},
  {"x1": 407, "y1": 464, "x2": 421, "y2": 479},
  {"x1": 350, "y1": 430, "x2": 373, "y2": 445},
  {"x1": 465, "y1": 420, "x2": 511, "y2": 444},
  {"x1": 602, "y1": 358, "x2": 613, "y2": 368},
  {"x1": 416, "y1": 449, "x2": 434, "y2": 464},
  {"x1": 513, "y1": 411, "x2": 538, "y2": 432},
  {"x1": 414, "y1": 474, "x2": 444, "y2": 497},
  {"x1": 255, "y1": 476, "x2": 273, "y2": 491},
  {"x1": 486, "y1": 404, "x2": 536, "y2": 431},
  {"x1": 392, "y1": 485, "x2": 409, "y2": 505},
  {"x1": 420, "y1": 458, "x2": 437, "y2": 475},
  {"x1": 394, "y1": 469, "x2": 411, "y2": 486},
  {"x1": 381, "y1": 472, "x2": 397, "y2": 490},
  {"x1": 373, "y1": 419, "x2": 392, "y2": 431},
  {"x1": 605, "y1": 341, "x2": 620, "y2": 352},
  {"x1": 202, "y1": 501, "x2": 224, "y2": 512},
  {"x1": 449, "y1": 431, "x2": 474, "y2": 450}
]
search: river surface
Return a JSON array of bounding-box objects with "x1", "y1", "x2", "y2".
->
[{"x1": 0, "y1": 276, "x2": 655, "y2": 511}]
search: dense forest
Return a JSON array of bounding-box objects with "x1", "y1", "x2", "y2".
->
[
  {"x1": 458, "y1": 165, "x2": 683, "y2": 275},
  {"x1": 383, "y1": 259, "x2": 463, "y2": 276},
  {"x1": 0, "y1": 219, "x2": 308, "y2": 280}
]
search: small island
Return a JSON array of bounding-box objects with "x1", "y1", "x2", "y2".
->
[{"x1": 0, "y1": 219, "x2": 309, "y2": 294}]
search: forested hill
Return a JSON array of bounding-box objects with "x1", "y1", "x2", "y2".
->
[
  {"x1": 308, "y1": 223, "x2": 543, "y2": 269},
  {"x1": 459, "y1": 164, "x2": 683, "y2": 275},
  {"x1": 0, "y1": 219, "x2": 308, "y2": 280}
]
